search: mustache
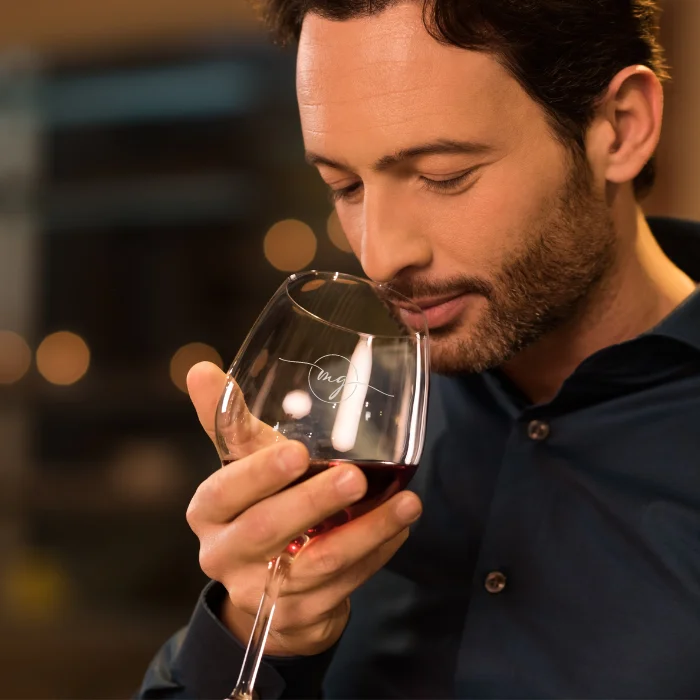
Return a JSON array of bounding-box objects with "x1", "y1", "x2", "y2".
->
[{"x1": 386, "y1": 275, "x2": 494, "y2": 302}]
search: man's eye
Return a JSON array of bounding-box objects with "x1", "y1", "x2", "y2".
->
[
  {"x1": 421, "y1": 169, "x2": 477, "y2": 193},
  {"x1": 329, "y1": 182, "x2": 363, "y2": 202}
]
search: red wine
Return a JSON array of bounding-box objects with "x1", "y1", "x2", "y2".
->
[
  {"x1": 222, "y1": 457, "x2": 417, "y2": 537},
  {"x1": 292, "y1": 459, "x2": 417, "y2": 536}
]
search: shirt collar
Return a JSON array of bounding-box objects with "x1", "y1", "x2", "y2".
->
[{"x1": 645, "y1": 284, "x2": 700, "y2": 353}]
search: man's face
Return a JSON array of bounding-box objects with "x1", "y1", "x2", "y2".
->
[{"x1": 297, "y1": 2, "x2": 616, "y2": 373}]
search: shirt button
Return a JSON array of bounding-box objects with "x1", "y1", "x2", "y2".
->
[
  {"x1": 485, "y1": 571, "x2": 507, "y2": 594},
  {"x1": 527, "y1": 419, "x2": 550, "y2": 441}
]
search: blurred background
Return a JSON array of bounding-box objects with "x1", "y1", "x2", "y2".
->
[{"x1": 0, "y1": 0, "x2": 697, "y2": 697}]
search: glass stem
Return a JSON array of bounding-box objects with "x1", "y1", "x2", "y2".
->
[{"x1": 228, "y1": 537, "x2": 308, "y2": 700}]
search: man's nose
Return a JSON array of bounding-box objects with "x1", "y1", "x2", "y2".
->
[{"x1": 359, "y1": 187, "x2": 432, "y2": 283}]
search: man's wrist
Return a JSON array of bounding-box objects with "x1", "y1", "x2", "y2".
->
[{"x1": 220, "y1": 593, "x2": 302, "y2": 658}]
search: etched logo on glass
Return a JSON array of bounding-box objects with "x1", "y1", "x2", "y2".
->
[{"x1": 279, "y1": 354, "x2": 394, "y2": 403}]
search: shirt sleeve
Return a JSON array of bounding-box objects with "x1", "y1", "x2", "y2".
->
[{"x1": 136, "y1": 581, "x2": 338, "y2": 700}]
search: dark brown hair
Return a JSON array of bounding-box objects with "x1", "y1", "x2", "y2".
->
[{"x1": 258, "y1": 0, "x2": 669, "y2": 198}]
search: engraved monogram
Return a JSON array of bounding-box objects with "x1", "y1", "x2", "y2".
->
[{"x1": 279, "y1": 354, "x2": 394, "y2": 403}]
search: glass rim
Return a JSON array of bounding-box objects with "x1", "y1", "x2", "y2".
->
[{"x1": 285, "y1": 270, "x2": 429, "y2": 340}]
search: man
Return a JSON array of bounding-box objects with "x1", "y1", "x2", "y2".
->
[{"x1": 139, "y1": 0, "x2": 700, "y2": 697}]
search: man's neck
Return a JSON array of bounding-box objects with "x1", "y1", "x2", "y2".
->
[{"x1": 502, "y1": 206, "x2": 697, "y2": 405}]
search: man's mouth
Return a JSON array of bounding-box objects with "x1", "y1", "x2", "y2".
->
[{"x1": 398, "y1": 292, "x2": 471, "y2": 331}]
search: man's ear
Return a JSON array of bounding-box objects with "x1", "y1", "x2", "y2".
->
[{"x1": 586, "y1": 65, "x2": 664, "y2": 186}]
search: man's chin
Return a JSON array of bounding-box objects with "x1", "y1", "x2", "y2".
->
[
  {"x1": 427, "y1": 321, "x2": 516, "y2": 376},
  {"x1": 428, "y1": 331, "x2": 482, "y2": 376}
]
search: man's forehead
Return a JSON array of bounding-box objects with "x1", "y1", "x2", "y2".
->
[
  {"x1": 296, "y1": 4, "x2": 500, "y2": 89},
  {"x1": 297, "y1": 3, "x2": 433, "y2": 70},
  {"x1": 297, "y1": 6, "x2": 521, "y2": 110},
  {"x1": 296, "y1": 10, "x2": 524, "y2": 161}
]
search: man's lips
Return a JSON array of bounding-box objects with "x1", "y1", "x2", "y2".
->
[
  {"x1": 398, "y1": 292, "x2": 471, "y2": 330},
  {"x1": 412, "y1": 293, "x2": 465, "y2": 310}
]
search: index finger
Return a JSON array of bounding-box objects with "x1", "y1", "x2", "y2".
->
[{"x1": 186, "y1": 361, "x2": 283, "y2": 458}]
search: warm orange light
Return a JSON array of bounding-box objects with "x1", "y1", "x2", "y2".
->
[
  {"x1": 264, "y1": 219, "x2": 317, "y2": 271},
  {"x1": 0, "y1": 331, "x2": 31, "y2": 385},
  {"x1": 170, "y1": 342, "x2": 224, "y2": 393},
  {"x1": 36, "y1": 331, "x2": 90, "y2": 386},
  {"x1": 1, "y1": 551, "x2": 71, "y2": 622},
  {"x1": 327, "y1": 210, "x2": 353, "y2": 253}
]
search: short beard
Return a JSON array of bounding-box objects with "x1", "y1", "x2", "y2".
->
[{"x1": 418, "y1": 156, "x2": 617, "y2": 375}]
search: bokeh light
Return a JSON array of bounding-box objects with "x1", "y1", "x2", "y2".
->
[
  {"x1": 264, "y1": 219, "x2": 317, "y2": 271},
  {"x1": 109, "y1": 439, "x2": 184, "y2": 505},
  {"x1": 1, "y1": 551, "x2": 71, "y2": 622},
  {"x1": 36, "y1": 331, "x2": 90, "y2": 386},
  {"x1": 301, "y1": 279, "x2": 326, "y2": 293},
  {"x1": 327, "y1": 210, "x2": 353, "y2": 253},
  {"x1": 0, "y1": 331, "x2": 32, "y2": 385},
  {"x1": 170, "y1": 342, "x2": 224, "y2": 393}
]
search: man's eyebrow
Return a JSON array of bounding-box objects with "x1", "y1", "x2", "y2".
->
[{"x1": 304, "y1": 139, "x2": 493, "y2": 173}]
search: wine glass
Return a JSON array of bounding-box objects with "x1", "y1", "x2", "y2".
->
[{"x1": 215, "y1": 270, "x2": 430, "y2": 700}]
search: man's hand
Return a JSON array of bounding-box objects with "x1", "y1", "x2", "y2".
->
[{"x1": 185, "y1": 361, "x2": 423, "y2": 657}]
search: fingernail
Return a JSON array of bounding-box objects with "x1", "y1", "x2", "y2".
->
[
  {"x1": 396, "y1": 495, "x2": 422, "y2": 523},
  {"x1": 279, "y1": 444, "x2": 306, "y2": 473},
  {"x1": 335, "y1": 468, "x2": 364, "y2": 497}
]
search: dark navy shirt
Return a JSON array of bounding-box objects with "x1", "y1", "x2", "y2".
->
[{"x1": 139, "y1": 217, "x2": 700, "y2": 699}]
